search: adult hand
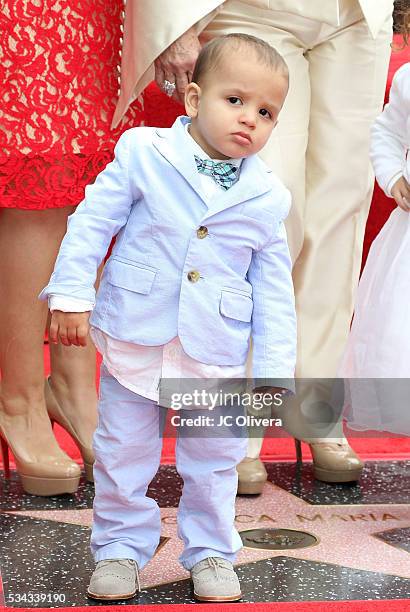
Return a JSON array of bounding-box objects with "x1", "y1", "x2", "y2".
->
[
  {"x1": 49, "y1": 311, "x2": 90, "y2": 347},
  {"x1": 154, "y1": 25, "x2": 201, "y2": 104},
  {"x1": 391, "y1": 175, "x2": 410, "y2": 212}
]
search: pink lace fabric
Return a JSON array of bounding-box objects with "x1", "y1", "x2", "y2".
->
[{"x1": 0, "y1": 0, "x2": 143, "y2": 209}]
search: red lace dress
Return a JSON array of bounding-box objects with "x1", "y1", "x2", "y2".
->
[{"x1": 0, "y1": 1, "x2": 143, "y2": 209}]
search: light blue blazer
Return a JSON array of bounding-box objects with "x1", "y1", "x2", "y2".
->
[{"x1": 40, "y1": 116, "x2": 296, "y2": 379}]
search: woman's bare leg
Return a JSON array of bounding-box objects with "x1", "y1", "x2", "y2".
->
[{"x1": 0, "y1": 207, "x2": 81, "y2": 494}]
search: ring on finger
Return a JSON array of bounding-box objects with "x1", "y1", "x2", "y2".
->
[{"x1": 163, "y1": 79, "x2": 176, "y2": 97}]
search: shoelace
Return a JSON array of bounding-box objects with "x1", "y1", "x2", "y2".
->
[
  {"x1": 208, "y1": 557, "x2": 221, "y2": 580},
  {"x1": 196, "y1": 557, "x2": 230, "y2": 581}
]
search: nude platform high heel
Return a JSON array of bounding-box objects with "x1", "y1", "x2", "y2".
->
[
  {"x1": 236, "y1": 439, "x2": 363, "y2": 493},
  {"x1": 237, "y1": 457, "x2": 267, "y2": 495},
  {"x1": 44, "y1": 377, "x2": 95, "y2": 482},
  {"x1": 294, "y1": 439, "x2": 364, "y2": 483},
  {"x1": 0, "y1": 414, "x2": 81, "y2": 496}
]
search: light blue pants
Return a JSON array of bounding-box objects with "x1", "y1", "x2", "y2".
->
[{"x1": 90, "y1": 369, "x2": 248, "y2": 570}]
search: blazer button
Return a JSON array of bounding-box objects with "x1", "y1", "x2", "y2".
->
[
  {"x1": 187, "y1": 270, "x2": 200, "y2": 283},
  {"x1": 197, "y1": 226, "x2": 208, "y2": 239}
]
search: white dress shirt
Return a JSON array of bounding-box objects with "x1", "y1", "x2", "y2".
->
[{"x1": 49, "y1": 124, "x2": 246, "y2": 406}]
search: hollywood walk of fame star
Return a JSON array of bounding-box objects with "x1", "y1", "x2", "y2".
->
[{"x1": 7, "y1": 481, "x2": 410, "y2": 589}]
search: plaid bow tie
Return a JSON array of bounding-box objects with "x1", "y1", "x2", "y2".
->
[{"x1": 194, "y1": 155, "x2": 239, "y2": 190}]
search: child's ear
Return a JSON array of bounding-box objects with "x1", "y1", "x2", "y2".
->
[{"x1": 185, "y1": 82, "x2": 201, "y2": 118}]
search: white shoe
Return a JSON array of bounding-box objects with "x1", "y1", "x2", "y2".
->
[
  {"x1": 87, "y1": 559, "x2": 140, "y2": 600},
  {"x1": 191, "y1": 557, "x2": 241, "y2": 602}
]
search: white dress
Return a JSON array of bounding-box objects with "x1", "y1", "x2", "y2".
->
[{"x1": 339, "y1": 63, "x2": 410, "y2": 436}]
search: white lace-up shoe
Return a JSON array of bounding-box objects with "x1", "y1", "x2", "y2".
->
[
  {"x1": 191, "y1": 557, "x2": 241, "y2": 602},
  {"x1": 87, "y1": 558, "x2": 140, "y2": 600}
]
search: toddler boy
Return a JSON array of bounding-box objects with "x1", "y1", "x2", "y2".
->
[{"x1": 40, "y1": 33, "x2": 296, "y2": 602}]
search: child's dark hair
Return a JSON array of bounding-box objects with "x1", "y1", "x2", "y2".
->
[
  {"x1": 192, "y1": 33, "x2": 288, "y2": 85},
  {"x1": 395, "y1": 8, "x2": 410, "y2": 48}
]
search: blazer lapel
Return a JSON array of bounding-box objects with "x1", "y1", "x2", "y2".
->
[
  {"x1": 152, "y1": 116, "x2": 208, "y2": 206},
  {"x1": 202, "y1": 155, "x2": 273, "y2": 220},
  {"x1": 357, "y1": 0, "x2": 393, "y2": 39},
  {"x1": 152, "y1": 116, "x2": 274, "y2": 217}
]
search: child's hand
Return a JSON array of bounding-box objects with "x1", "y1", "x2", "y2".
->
[
  {"x1": 49, "y1": 311, "x2": 90, "y2": 347},
  {"x1": 391, "y1": 176, "x2": 410, "y2": 211}
]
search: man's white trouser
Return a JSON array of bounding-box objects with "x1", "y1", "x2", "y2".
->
[{"x1": 203, "y1": 0, "x2": 393, "y2": 444}]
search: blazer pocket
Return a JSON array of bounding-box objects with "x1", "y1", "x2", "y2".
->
[
  {"x1": 220, "y1": 290, "x2": 253, "y2": 323},
  {"x1": 240, "y1": 208, "x2": 276, "y2": 225},
  {"x1": 107, "y1": 259, "x2": 157, "y2": 294}
]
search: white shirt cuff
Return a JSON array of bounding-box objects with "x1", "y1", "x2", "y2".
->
[
  {"x1": 49, "y1": 295, "x2": 94, "y2": 313},
  {"x1": 386, "y1": 171, "x2": 404, "y2": 198}
]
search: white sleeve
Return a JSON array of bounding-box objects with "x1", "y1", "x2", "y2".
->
[
  {"x1": 370, "y1": 63, "x2": 410, "y2": 197},
  {"x1": 49, "y1": 295, "x2": 94, "y2": 313},
  {"x1": 386, "y1": 171, "x2": 404, "y2": 197},
  {"x1": 247, "y1": 189, "x2": 297, "y2": 386},
  {"x1": 39, "y1": 128, "x2": 136, "y2": 304},
  {"x1": 194, "y1": 7, "x2": 223, "y2": 35}
]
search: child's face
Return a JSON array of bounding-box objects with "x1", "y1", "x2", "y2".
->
[{"x1": 185, "y1": 50, "x2": 289, "y2": 160}]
